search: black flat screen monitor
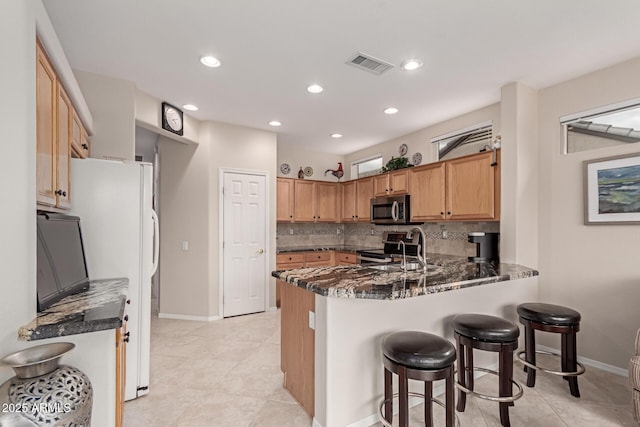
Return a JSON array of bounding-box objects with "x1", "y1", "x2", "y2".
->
[{"x1": 36, "y1": 213, "x2": 90, "y2": 311}]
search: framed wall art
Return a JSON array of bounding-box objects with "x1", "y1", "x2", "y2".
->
[{"x1": 584, "y1": 152, "x2": 640, "y2": 224}]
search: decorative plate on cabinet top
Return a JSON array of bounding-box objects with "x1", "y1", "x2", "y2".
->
[
  {"x1": 280, "y1": 163, "x2": 291, "y2": 174},
  {"x1": 399, "y1": 143, "x2": 408, "y2": 156},
  {"x1": 304, "y1": 166, "x2": 313, "y2": 177},
  {"x1": 412, "y1": 152, "x2": 422, "y2": 165}
]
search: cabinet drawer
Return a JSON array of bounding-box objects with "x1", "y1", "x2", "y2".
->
[
  {"x1": 304, "y1": 252, "x2": 332, "y2": 263},
  {"x1": 336, "y1": 252, "x2": 357, "y2": 264},
  {"x1": 305, "y1": 260, "x2": 332, "y2": 267},
  {"x1": 277, "y1": 253, "x2": 305, "y2": 264},
  {"x1": 276, "y1": 262, "x2": 305, "y2": 270}
]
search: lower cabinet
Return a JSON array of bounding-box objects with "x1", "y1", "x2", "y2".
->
[
  {"x1": 115, "y1": 323, "x2": 127, "y2": 427},
  {"x1": 335, "y1": 252, "x2": 357, "y2": 265},
  {"x1": 275, "y1": 252, "x2": 335, "y2": 307},
  {"x1": 279, "y1": 279, "x2": 315, "y2": 417}
]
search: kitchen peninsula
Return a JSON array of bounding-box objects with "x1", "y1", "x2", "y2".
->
[{"x1": 273, "y1": 255, "x2": 538, "y2": 427}]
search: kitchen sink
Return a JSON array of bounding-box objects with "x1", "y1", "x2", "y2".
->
[{"x1": 367, "y1": 262, "x2": 437, "y2": 272}]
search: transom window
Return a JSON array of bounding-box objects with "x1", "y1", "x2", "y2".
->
[
  {"x1": 352, "y1": 155, "x2": 383, "y2": 179},
  {"x1": 562, "y1": 100, "x2": 640, "y2": 154},
  {"x1": 431, "y1": 122, "x2": 493, "y2": 161}
]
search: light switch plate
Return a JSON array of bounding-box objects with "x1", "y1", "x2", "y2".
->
[{"x1": 182, "y1": 241, "x2": 189, "y2": 251}]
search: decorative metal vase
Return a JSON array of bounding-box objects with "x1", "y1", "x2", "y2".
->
[{"x1": 0, "y1": 343, "x2": 93, "y2": 426}]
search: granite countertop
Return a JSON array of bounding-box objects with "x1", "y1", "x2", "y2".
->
[
  {"x1": 276, "y1": 245, "x2": 378, "y2": 254},
  {"x1": 272, "y1": 254, "x2": 538, "y2": 300},
  {"x1": 18, "y1": 278, "x2": 129, "y2": 341}
]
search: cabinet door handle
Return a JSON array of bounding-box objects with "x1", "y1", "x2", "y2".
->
[
  {"x1": 440, "y1": 212, "x2": 444, "y2": 216},
  {"x1": 124, "y1": 315, "x2": 129, "y2": 322},
  {"x1": 126, "y1": 299, "x2": 131, "y2": 305},
  {"x1": 55, "y1": 189, "x2": 67, "y2": 197},
  {"x1": 390, "y1": 188, "x2": 393, "y2": 192},
  {"x1": 82, "y1": 143, "x2": 89, "y2": 150},
  {"x1": 447, "y1": 211, "x2": 451, "y2": 215}
]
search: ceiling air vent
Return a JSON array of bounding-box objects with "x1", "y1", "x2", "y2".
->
[{"x1": 347, "y1": 52, "x2": 394, "y2": 75}]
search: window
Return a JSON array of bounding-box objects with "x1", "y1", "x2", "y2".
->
[
  {"x1": 431, "y1": 122, "x2": 493, "y2": 161},
  {"x1": 351, "y1": 155, "x2": 383, "y2": 179},
  {"x1": 561, "y1": 100, "x2": 640, "y2": 154}
]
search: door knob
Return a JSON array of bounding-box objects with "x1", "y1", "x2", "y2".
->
[{"x1": 257, "y1": 248, "x2": 264, "y2": 254}]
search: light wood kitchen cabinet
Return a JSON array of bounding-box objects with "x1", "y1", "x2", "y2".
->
[
  {"x1": 71, "y1": 111, "x2": 90, "y2": 159},
  {"x1": 115, "y1": 322, "x2": 127, "y2": 427},
  {"x1": 36, "y1": 41, "x2": 58, "y2": 207},
  {"x1": 409, "y1": 162, "x2": 446, "y2": 221},
  {"x1": 303, "y1": 251, "x2": 334, "y2": 267},
  {"x1": 275, "y1": 251, "x2": 332, "y2": 308},
  {"x1": 409, "y1": 150, "x2": 500, "y2": 222},
  {"x1": 277, "y1": 178, "x2": 295, "y2": 222},
  {"x1": 373, "y1": 169, "x2": 409, "y2": 197},
  {"x1": 36, "y1": 39, "x2": 82, "y2": 210},
  {"x1": 293, "y1": 180, "x2": 338, "y2": 223},
  {"x1": 446, "y1": 150, "x2": 499, "y2": 221},
  {"x1": 280, "y1": 280, "x2": 315, "y2": 417},
  {"x1": 336, "y1": 252, "x2": 358, "y2": 265},
  {"x1": 341, "y1": 177, "x2": 374, "y2": 222}
]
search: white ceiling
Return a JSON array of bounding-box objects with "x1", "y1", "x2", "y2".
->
[{"x1": 43, "y1": 0, "x2": 640, "y2": 155}]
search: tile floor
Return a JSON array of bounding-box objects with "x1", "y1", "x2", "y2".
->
[{"x1": 124, "y1": 310, "x2": 635, "y2": 426}]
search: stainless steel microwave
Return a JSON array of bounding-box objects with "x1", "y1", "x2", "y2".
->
[{"x1": 370, "y1": 195, "x2": 418, "y2": 224}]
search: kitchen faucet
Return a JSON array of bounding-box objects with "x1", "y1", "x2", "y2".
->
[
  {"x1": 397, "y1": 240, "x2": 407, "y2": 273},
  {"x1": 410, "y1": 227, "x2": 428, "y2": 273}
]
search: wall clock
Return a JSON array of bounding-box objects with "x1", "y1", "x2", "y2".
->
[
  {"x1": 399, "y1": 143, "x2": 408, "y2": 156},
  {"x1": 280, "y1": 163, "x2": 291, "y2": 174},
  {"x1": 161, "y1": 102, "x2": 184, "y2": 136}
]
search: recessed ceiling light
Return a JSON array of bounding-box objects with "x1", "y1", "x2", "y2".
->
[
  {"x1": 183, "y1": 104, "x2": 198, "y2": 111},
  {"x1": 200, "y1": 55, "x2": 221, "y2": 68},
  {"x1": 269, "y1": 120, "x2": 282, "y2": 127},
  {"x1": 400, "y1": 59, "x2": 423, "y2": 71},
  {"x1": 307, "y1": 84, "x2": 324, "y2": 94},
  {"x1": 331, "y1": 133, "x2": 343, "y2": 138},
  {"x1": 384, "y1": 107, "x2": 399, "y2": 115}
]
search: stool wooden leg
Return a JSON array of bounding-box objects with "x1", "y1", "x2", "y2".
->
[
  {"x1": 499, "y1": 347, "x2": 513, "y2": 427},
  {"x1": 564, "y1": 331, "x2": 580, "y2": 398},
  {"x1": 446, "y1": 366, "x2": 455, "y2": 427},
  {"x1": 399, "y1": 365, "x2": 409, "y2": 427},
  {"x1": 425, "y1": 381, "x2": 433, "y2": 427},
  {"x1": 456, "y1": 335, "x2": 466, "y2": 412},
  {"x1": 466, "y1": 344, "x2": 474, "y2": 393},
  {"x1": 384, "y1": 367, "x2": 393, "y2": 423},
  {"x1": 524, "y1": 321, "x2": 536, "y2": 387}
]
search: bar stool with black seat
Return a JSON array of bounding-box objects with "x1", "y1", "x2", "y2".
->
[
  {"x1": 452, "y1": 314, "x2": 524, "y2": 427},
  {"x1": 516, "y1": 302, "x2": 585, "y2": 398},
  {"x1": 380, "y1": 331, "x2": 457, "y2": 427}
]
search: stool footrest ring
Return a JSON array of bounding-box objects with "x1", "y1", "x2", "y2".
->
[
  {"x1": 377, "y1": 392, "x2": 460, "y2": 427},
  {"x1": 516, "y1": 350, "x2": 586, "y2": 377},
  {"x1": 454, "y1": 367, "x2": 524, "y2": 403}
]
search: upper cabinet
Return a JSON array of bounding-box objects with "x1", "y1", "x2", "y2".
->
[
  {"x1": 409, "y1": 162, "x2": 446, "y2": 222},
  {"x1": 36, "y1": 40, "x2": 91, "y2": 211},
  {"x1": 285, "y1": 179, "x2": 339, "y2": 223},
  {"x1": 293, "y1": 180, "x2": 338, "y2": 222},
  {"x1": 37, "y1": 41, "x2": 71, "y2": 209},
  {"x1": 277, "y1": 178, "x2": 295, "y2": 222},
  {"x1": 341, "y1": 177, "x2": 373, "y2": 222},
  {"x1": 373, "y1": 170, "x2": 409, "y2": 197},
  {"x1": 409, "y1": 150, "x2": 500, "y2": 222}
]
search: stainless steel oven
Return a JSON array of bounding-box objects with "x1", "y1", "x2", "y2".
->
[{"x1": 357, "y1": 231, "x2": 422, "y2": 264}]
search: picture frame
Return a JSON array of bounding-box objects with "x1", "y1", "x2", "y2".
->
[{"x1": 583, "y1": 152, "x2": 640, "y2": 224}]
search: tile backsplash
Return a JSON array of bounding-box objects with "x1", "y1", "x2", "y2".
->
[{"x1": 276, "y1": 222, "x2": 500, "y2": 257}]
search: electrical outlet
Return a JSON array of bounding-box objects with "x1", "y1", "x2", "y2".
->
[
  {"x1": 337, "y1": 228, "x2": 342, "y2": 235},
  {"x1": 308, "y1": 311, "x2": 315, "y2": 330},
  {"x1": 442, "y1": 230, "x2": 448, "y2": 239},
  {"x1": 289, "y1": 228, "x2": 294, "y2": 235},
  {"x1": 181, "y1": 241, "x2": 189, "y2": 251},
  {"x1": 370, "y1": 229, "x2": 375, "y2": 235}
]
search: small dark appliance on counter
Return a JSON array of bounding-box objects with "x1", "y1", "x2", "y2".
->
[
  {"x1": 467, "y1": 232, "x2": 500, "y2": 263},
  {"x1": 36, "y1": 213, "x2": 90, "y2": 311}
]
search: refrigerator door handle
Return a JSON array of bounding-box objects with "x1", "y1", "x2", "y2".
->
[{"x1": 151, "y1": 209, "x2": 160, "y2": 276}]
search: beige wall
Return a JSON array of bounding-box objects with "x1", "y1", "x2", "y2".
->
[
  {"x1": 159, "y1": 121, "x2": 277, "y2": 318},
  {"x1": 75, "y1": 70, "x2": 136, "y2": 161},
  {"x1": 277, "y1": 141, "x2": 345, "y2": 182},
  {"x1": 343, "y1": 103, "x2": 501, "y2": 178},
  {"x1": 537, "y1": 57, "x2": 640, "y2": 369},
  {"x1": 158, "y1": 135, "x2": 212, "y2": 318}
]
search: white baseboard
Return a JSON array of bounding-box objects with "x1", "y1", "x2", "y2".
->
[
  {"x1": 157, "y1": 313, "x2": 221, "y2": 322},
  {"x1": 267, "y1": 306, "x2": 278, "y2": 312},
  {"x1": 537, "y1": 345, "x2": 627, "y2": 377}
]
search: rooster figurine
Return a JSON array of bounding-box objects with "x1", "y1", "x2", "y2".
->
[{"x1": 325, "y1": 162, "x2": 344, "y2": 181}]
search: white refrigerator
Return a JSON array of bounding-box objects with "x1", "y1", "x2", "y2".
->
[{"x1": 70, "y1": 158, "x2": 159, "y2": 401}]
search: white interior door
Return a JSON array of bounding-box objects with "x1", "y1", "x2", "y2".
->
[{"x1": 223, "y1": 172, "x2": 267, "y2": 317}]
